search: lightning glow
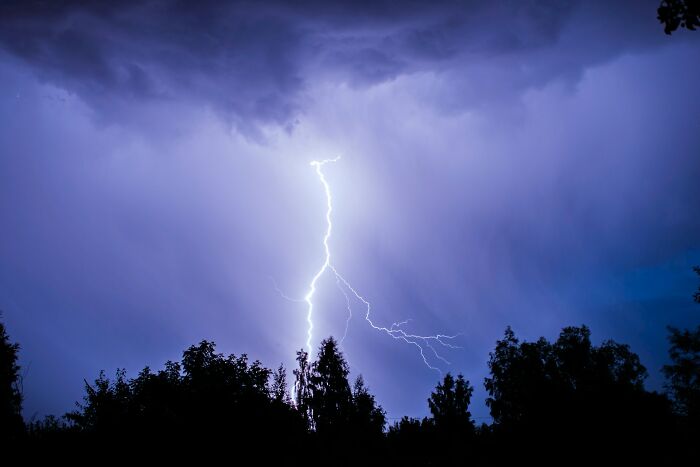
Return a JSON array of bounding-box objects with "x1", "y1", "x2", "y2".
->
[{"x1": 289, "y1": 156, "x2": 460, "y2": 372}]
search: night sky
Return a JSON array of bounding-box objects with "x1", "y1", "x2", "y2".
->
[{"x1": 1, "y1": 0, "x2": 699, "y2": 423}]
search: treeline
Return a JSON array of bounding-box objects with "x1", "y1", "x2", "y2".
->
[
  {"x1": 1, "y1": 269, "x2": 699, "y2": 464},
  {"x1": 1, "y1": 325, "x2": 698, "y2": 464}
]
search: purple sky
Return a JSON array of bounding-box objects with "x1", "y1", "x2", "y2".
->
[{"x1": 0, "y1": 0, "x2": 699, "y2": 422}]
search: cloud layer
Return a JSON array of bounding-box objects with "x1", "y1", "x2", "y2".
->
[{"x1": 0, "y1": 1, "x2": 681, "y2": 132}]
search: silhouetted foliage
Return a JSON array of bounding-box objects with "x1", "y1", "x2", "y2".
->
[
  {"x1": 57, "y1": 340, "x2": 306, "y2": 457},
  {"x1": 658, "y1": 0, "x2": 700, "y2": 34},
  {"x1": 429, "y1": 373, "x2": 476, "y2": 461},
  {"x1": 485, "y1": 325, "x2": 672, "y2": 462},
  {"x1": 428, "y1": 373, "x2": 474, "y2": 434},
  {"x1": 296, "y1": 337, "x2": 386, "y2": 459},
  {"x1": 662, "y1": 315, "x2": 700, "y2": 462},
  {"x1": 272, "y1": 363, "x2": 291, "y2": 404},
  {"x1": 0, "y1": 318, "x2": 23, "y2": 440},
  {"x1": 293, "y1": 347, "x2": 312, "y2": 427},
  {"x1": 350, "y1": 375, "x2": 386, "y2": 437},
  {"x1": 11, "y1": 324, "x2": 698, "y2": 463},
  {"x1": 309, "y1": 337, "x2": 353, "y2": 435},
  {"x1": 664, "y1": 326, "x2": 700, "y2": 420},
  {"x1": 387, "y1": 374, "x2": 479, "y2": 464},
  {"x1": 387, "y1": 415, "x2": 437, "y2": 463}
]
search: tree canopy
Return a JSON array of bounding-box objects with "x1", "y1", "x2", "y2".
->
[
  {"x1": 294, "y1": 336, "x2": 386, "y2": 457},
  {"x1": 663, "y1": 326, "x2": 700, "y2": 421},
  {"x1": 658, "y1": 0, "x2": 700, "y2": 34},
  {"x1": 2, "y1": 279, "x2": 699, "y2": 464},
  {"x1": 484, "y1": 325, "x2": 672, "y2": 462},
  {"x1": 0, "y1": 318, "x2": 23, "y2": 440}
]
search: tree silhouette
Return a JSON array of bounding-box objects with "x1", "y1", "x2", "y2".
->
[
  {"x1": 0, "y1": 318, "x2": 23, "y2": 440},
  {"x1": 660, "y1": 266, "x2": 700, "y2": 457},
  {"x1": 428, "y1": 373, "x2": 474, "y2": 434},
  {"x1": 60, "y1": 339, "x2": 307, "y2": 457},
  {"x1": 14, "y1": 327, "x2": 696, "y2": 462},
  {"x1": 387, "y1": 415, "x2": 436, "y2": 463},
  {"x1": 272, "y1": 364, "x2": 291, "y2": 404},
  {"x1": 293, "y1": 348, "x2": 313, "y2": 427},
  {"x1": 291, "y1": 337, "x2": 386, "y2": 461},
  {"x1": 387, "y1": 373, "x2": 475, "y2": 463},
  {"x1": 427, "y1": 373, "x2": 476, "y2": 461},
  {"x1": 663, "y1": 320, "x2": 700, "y2": 461},
  {"x1": 658, "y1": 0, "x2": 700, "y2": 34},
  {"x1": 350, "y1": 374, "x2": 386, "y2": 436},
  {"x1": 309, "y1": 337, "x2": 353, "y2": 436},
  {"x1": 66, "y1": 368, "x2": 130, "y2": 435},
  {"x1": 485, "y1": 325, "x2": 671, "y2": 462},
  {"x1": 663, "y1": 326, "x2": 700, "y2": 420},
  {"x1": 485, "y1": 326, "x2": 649, "y2": 425}
]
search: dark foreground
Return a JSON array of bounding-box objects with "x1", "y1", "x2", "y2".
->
[{"x1": 3, "y1": 316, "x2": 699, "y2": 465}]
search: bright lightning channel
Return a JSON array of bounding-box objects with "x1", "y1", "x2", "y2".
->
[
  {"x1": 304, "y1": 157, "x2": 340, "y2": 352},
  {"x1": 292, "y1": 156, "x2": 459, "y2": 372}
]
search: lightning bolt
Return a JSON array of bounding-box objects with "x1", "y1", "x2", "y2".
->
[
  {"x1": 303, "y1": 157, "x2": 340, "y2": 352},
  {"x1": 290, "y1": 156, "x2": 460, "y2": 372}
]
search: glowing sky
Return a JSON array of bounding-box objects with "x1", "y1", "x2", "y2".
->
[{"x1": 0, "y1": 0, "x2": 699, "y2": 422}]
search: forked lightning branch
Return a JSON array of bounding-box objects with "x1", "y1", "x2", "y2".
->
[{"x1": 280, "y1": 156, "x2": 460, "y2": 372}]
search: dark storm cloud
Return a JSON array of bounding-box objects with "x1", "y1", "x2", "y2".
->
[
  {"x1": 0, "y1": 0, "x2": 674, "y2": 131},
  {"x1": 0, "y1": 0, "x2": 307, "y2": 133}
]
